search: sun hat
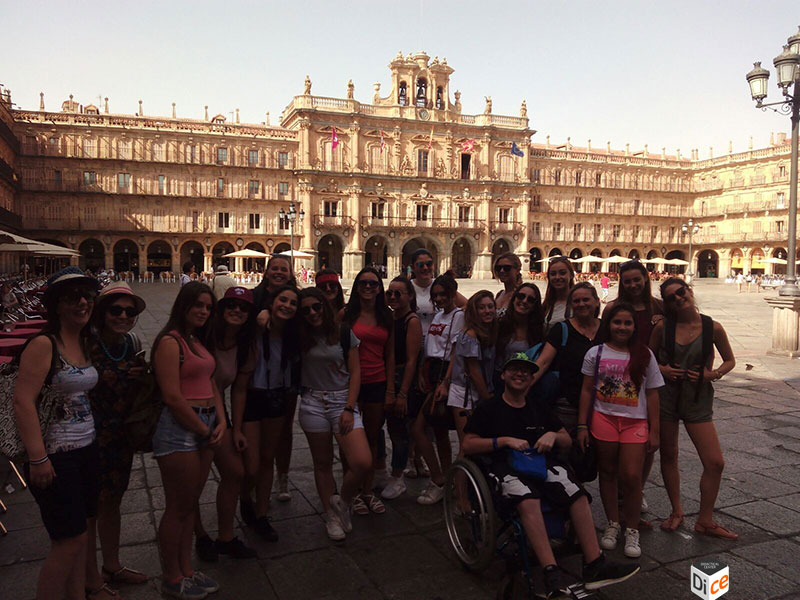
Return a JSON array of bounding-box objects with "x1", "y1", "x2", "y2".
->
[
  {"x1": 95, "y1": 280, "x2": 146, "y2": 314},
  {"x1": 503, "y1": 352, "x2": 539, "y2": 374},
  {"x1": 219, "y1": 286, "x2": 254, "y2": 306},
  {"x1": 43, "y1": 266, "x2": 100, "y2": 304},
  {"x1": 215, "y1": 265, "x2": 230, "y2": 274}
]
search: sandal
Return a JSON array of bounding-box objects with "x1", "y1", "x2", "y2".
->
[
  {"x1": 403, "y1": 465, "x2": 419, "y2": 479},
  {"x1": 694, "y1": 521, "x2": 739, "y2": 540},
  {"x1": 417, "y1": 459, "x2": 430, "y2": 478},
  {"x1": 660, "y1": 512, "x2": 684, "y2": 532},
  {"x1": 86, "y1": 583, "x2": 121, "y2": 600},
  {"x1": 102, "y1": 566, "x2": 148, "y2": 585},
  {"x1": 364, "y1": 494, "x2": 386, "y2": 514},
  {"x1": 351, "y1": 494, "x2": 369, "y2": 516}
]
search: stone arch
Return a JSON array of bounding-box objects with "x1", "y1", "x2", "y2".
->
[
  {"x1": 665, "y1": 249, "x2": 686, "y2": 274},
  {"x1": 273, "y1": 242, "x2": 291, "y2": 255},
  {"x1": 529, "y1": 247, "x2": 543, "y2": 273},
  {"x1": 627, "y1": 249, "x2": 641, "y2": 260},
  {"x1": 365, "y1": 235, "x2": 389, "y2": 277},
  {"x1": 697, "y1": 249, "x2": 719, "y2": 278},
  {"x1": 78, "y1": 238, "x2": 105, "y2": 271},
  {"x1": 212, "y1": 241, "x2": 235, "y2": 270},
  {"x1": 113, "y1": 239, "x2": 139, "y2": 275},
  {"x1": 401, "y1": 235, "x2": 443, "y2": 273},
  {"x1": 772, "y1": 247, "x2": 787, "y2": 275},
  {"x1": 180, "y1": 240, "x2": 204, "y2": 274},
  {"x1": 749, "y1": 247, "x2": 766, "y2": 274},
  {"x1": 492, "y1": 238, "x2": 513, "y2": 265},
  {"x1": 147, "y1": 240, "x2": 172, "y2": 275},
  {"x1": 588, "y1": 248, "x2": 604, "y2": 273},
  {"x1": 548, "y1": 247, "x2": 564, "y2": 257},
  {"x1": 243, "y1": 242, "x2": 267, "y2": 272},
  {"x1": 318, "y1": 234, "x2": 344, "y2": 274},
  {"x1": 451, "y1": 237, "x2": 475, "y2": 278}
]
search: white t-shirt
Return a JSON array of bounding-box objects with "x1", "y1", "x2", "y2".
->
[
  {"x1": 412, "y1": 279, "x2": 435, "y2": 343},
  {"x1": 581, "y1": 344, "x2": 664, "y2": 420},
  {"x1": 543, "y1": 301, "x2": 567, "y2": 335},
  {"x1": 424, "y1": 308, "x2": 465, "y2": 360},
  {"x1": 180, "y1": 273, "x2": 192, "y2": 287}
]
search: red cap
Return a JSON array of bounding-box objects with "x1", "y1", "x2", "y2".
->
[{"x1": 221, "y1": 286, "x2": 254, "y2": 305}]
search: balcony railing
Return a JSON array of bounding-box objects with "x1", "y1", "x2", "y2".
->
[
  {"x1": 490, "y1": 220, "x2": 524, "y2": 233},
  {"x1": 360, "y1": 216, "x2": 486, "y2": 231},
  {"x1": 312, "y1": 214, "x2": 356, "y2": 229}
]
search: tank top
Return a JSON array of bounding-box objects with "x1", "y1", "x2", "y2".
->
[
  {"x1": 45, "y1": 356, "x2": 99, "y2": 454},
  {"x1": 657, "y1": 331, "x2": 714, "y2": 406},
  {"x1": 170, "y1": 331, "x2": 216, "y2": 400},
  {"x1": 412, "y1": 280, "x2": 435, "y2": 343},
  {"x1": 352, "y1": 319, "x2": 389, "y2": 384},
  {"x1": 213, "y1": 345, "x2": 238, "y2": 393},
  {"x1": 394, "y1": 311, "x2": 414, "y2": 367}
]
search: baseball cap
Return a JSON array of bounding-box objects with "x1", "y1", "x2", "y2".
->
[
  {"x1": 220, "y1": 286, "x2": 254, "y2": 306},
  {"x1": 503, "y1": 352, "x2": 539, "y2": 374}
]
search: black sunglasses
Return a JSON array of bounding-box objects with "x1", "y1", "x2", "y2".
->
[
  {"x1": 495, "y1": 264, "x2": 513, "y2": 273},
  {"x1": 107, "y1": 305, "x2": 138, "y2": 318},
  {"x1": 385, "y1": 289, "x2": 404, "y2": 299},
  {"x1": 665, "y1": 286, "x2": 688, "y2": 304},
  {"x1": 223, "y1": 300, "x2": 250, "y2": 313},
  {"x1": 514, "y1": 292, "x2": 538, "y2": 304},
  {"x1": 318, "y1": 281, "x2": 339, "y2": 291},
  {"x1": 301, "y1": 302, "x2": 324, "y2": 315},
  {"x1": 62, "y1": 287, "x2": 97, "y2": 304},
  {"x1": 358, "y1": 280, "x2": 379, "y2": 289},
  {"x1": 415, "y1": 260, "x2": 433, "y2": 269}
]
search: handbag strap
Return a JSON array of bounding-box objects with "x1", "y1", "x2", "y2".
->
[
  {"x1": 436, "y1": 309, "x2": 461, "y2": 385},
  {"x1": 587, "y1": 343, "x2": 603, "y2": 427}
]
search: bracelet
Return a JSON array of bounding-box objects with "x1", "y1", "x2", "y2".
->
[
  {"x1": 29, "y1": 455, "x2": 49, "y2": 465},
  {"x1": 397, "y1": 390, "x2": 408, "y2": 399},
  {"x1": 576, "y1": 424, "x2": 588, "y2": 431},
  {"x1": 714, "y1": 370, "x2": 723, "y2": 380},
  {"x1": 443, "y1": 378, "x2": 451, "y2": 384},
  {"x1": 343, "y1": 406, "x2": 355, "y2": 413},
  {"x1": 492, "y1": 437, "x2": 499, "y2": 451}
]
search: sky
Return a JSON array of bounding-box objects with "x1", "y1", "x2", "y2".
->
[{"x1": 2, "y1": 0, "x2": 798, "y2": 154}]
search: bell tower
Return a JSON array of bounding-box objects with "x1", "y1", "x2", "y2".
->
[{"x1": 373, "y1": 51, "x2": 454, "y2": 113}]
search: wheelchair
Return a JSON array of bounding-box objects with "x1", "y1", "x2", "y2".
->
[{"x1": 443, "y1": 456, "x2": 597, "y2": 600}]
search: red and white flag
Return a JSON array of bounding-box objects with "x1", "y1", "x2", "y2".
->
[
  {"x1": 428, "y1": 127, "x2": 434, "y2": 150},
  {"x1": 331, "y1": 127, "x2": 339, "y2": 150},
  {"x1": 462, "y1": 138, "x2": 475, "y2": 152},
  {"x1": 380, "y1": 130, "x2": 386, "y2": 153}
]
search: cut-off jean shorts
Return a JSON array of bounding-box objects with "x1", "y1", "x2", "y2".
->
[
  {"x1": 152, "y1": 405, "x2": 217, "y2": 457},
  {"x1": 299, "y1": 388, "x2": 363, "y2": 435}
]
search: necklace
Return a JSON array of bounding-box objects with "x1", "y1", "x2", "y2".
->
[{"x1": 99, "y1": 335, "x2": 128, "y2": 362}]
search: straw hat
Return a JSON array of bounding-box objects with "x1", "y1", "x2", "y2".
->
[
  {"x1": 96, "y1": 280, "x2": 146, "y2": 314},
  {"x1": 43, "y1": 266, "x2": 100, "y2": 304}
]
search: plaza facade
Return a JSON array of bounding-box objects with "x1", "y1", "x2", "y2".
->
[{"x1": 0, "y1": 52, "x2": 796, "y2": 279}]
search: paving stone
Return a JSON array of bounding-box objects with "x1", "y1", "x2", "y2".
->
[
  {"x1": 381, "y1": 570, "x2": 494, "y2": 599},
  {"x1": 771, "y1": 425, "x2": 800, "y2": 439},
  {"x1": 730, "y1": 538, "x2": 800, "y2": 584},
  {"x1": 199, "y1": 560, "x2": 278, "y2": 599},
  {"x1": 2, "y1": 498, "x2": 45, "y2": 531},
  {"x1": 723, "y1": 472, "x2": 798, "y2": 500},
  {"x1": 0, "y1": 525, "x2": 50, "y2": 565},
  {"x1": 721, "y1": 500, "x2": 800, "y2": 536},
  {"x1": 127, "y1": 468, "x2": 147, "y2": 490},
  {"x1": 262, "y1": 547, "x2": 371, "y2": 600},
  {"x1": 265, "y1": 488, "x2": 318, "y2": 521},
  {"x1": 119, "y1": 511, "x2": 157, "y2": 546},
  {"x1": 0, "y1": 558, "x2": 43, "y2": 600},
  {"x1": 595, "y1": 567, "x2": 691, "y2": 600},
  {"x1": 244, "y1": 514, "x2": 331, "y2": 559},
  {"x1": 120, "y1": 487, "x2": 152, "y2": 514},
  {"x1": 769, "y1": 493, "x2": 800, "y2": 512},
  {"x1": 347, "y1": 534, "x2": 452, "y2": 584}
]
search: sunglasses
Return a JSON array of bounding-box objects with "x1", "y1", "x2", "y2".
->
[
  {"x1": 318, "y1": 281, "x2": 339, "y2": 291},
  {"x1": 358, "y1": 280, "x2": 379, "y2": 289},
  {"x1": 107, "y1": 305, "x2": 138, "y2": 318},
  {"x1": 415, "y1": 260, "x2": 433, "y2": 269},
  {"x1": 62, "y1": 287, "x2": 97, "y2": 304},
  {"x1": 224, "y1": 300, "x2": 250, "y2": 313},
  {"x1": 665, "y1": 286, "x2": 688, "y2": 304},
  {"x1": 514, "y1": 292, "x2": 537, "y2": 304},
  {"x1": 495, "y1": 264, "x2": 513, "y2": 273},
  {"x1": 385, "y1": 290, "x2": 404, "y2": 299},
  {"x1": 301, "y1": 302, "x2": 324, "y2": 315}
]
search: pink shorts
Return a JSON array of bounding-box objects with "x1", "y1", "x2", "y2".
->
[{"x1": 591, "y1": 411, "x2": 649, "y2": 444}]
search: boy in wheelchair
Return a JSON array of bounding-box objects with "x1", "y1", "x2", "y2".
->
[{"x1": 462, "y1": 353, "x2": 639, "y2": 598}]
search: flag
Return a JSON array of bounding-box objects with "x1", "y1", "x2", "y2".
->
[
  {"x1": 331, "y1": 127, "x2": 339, "y2": 150},
  {"x1": 462, "y1": 138, "x2": 475, "y2": 152},
  {"x1": 379, "y1": 130, "x2": 386, "y2": 153},
  {"x1": 428, "y1": 127, "x2": 434, "y2": 150},
  {"x1": 511, "y1": 142, "x2": 524, "y2": 157}
]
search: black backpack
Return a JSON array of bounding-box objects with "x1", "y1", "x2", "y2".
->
[{"x1": 663, "y1": 314, "x2": 714, "y2": 402}]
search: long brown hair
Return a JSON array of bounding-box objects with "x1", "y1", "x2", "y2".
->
[
  {"x1": 496, "y1": 283, "x2": 543, "y2": 351},
  {"x1": 464, "y1": 290, "x2": 498, "y2": 348},
  {"x1": 492, "y1": 252, "x2": 522, "y2": 286},
  {"x1": 596, "y1": 302, "x2": 650, "y2": 388},
  {"x1": 617, "y1": 260, "x2": 662, "y2": 316},
  {"x1": 298, "y1": 287, "x2": 338, "y2": 352},
  {"x1": 543, "y1": 256, "x2": 575, "y2": 317}
]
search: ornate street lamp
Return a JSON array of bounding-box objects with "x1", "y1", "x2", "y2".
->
[
  {"x1": 279, "y1": 202, "x2": 305, "y2": 270},
  {"x1": 681, "y1": 218, "x2": 700, "y2": 278},
  {"x1": 746, "y1": 27, "x2": 800, "y2": 296}
]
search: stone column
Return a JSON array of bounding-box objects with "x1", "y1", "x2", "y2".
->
[
  {"x1": 204, "y1": 252, "x2": 212, "y2": 273},
  {"x1": 104, "y1": 250, "x2": 114, "y2": 272},
  {"x1": 235, "y1": 256, "x2": 243, "y2": 273},
  {"x1": 299, "y1": 121, "x2": 311, "y2": 169},
  {"x1": 171, "y1": 248, "x2": 180, "y2": 275},
  {"x1": 298, "y1": 182, "x2": 314, "y2": 252},
  {"x1": 765, "y1": 297, "x2": 800, "y2": 356}
]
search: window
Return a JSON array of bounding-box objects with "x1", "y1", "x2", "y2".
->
[
  {"x1": 573, "y1": 223, "x2": 582, "y2": 238},
  {"x1": 532, "y1": 194, "x2": 541, "y2": 209},
  {"x1": 669, "y1": 226, "x2": 676, "y2": 240},
  {"x1": 118, "y1": 140, "x2": 131, "y2": 159},
  {"x1": 158, "y1": 175, "x2": 166, "y2": 193},
  {"x1": 575, "y1": 171, "x2": 582, "y2": 185},
  {"x1": 153, "y1": 209, "x2": 166, "y2": 231},
  {"x1": 416, "y1": 204, "x2": 429, "y2": 221},
  {"x1": 594, "y1": 197, "x2": 602, "y2": 211},
  {"x1": 186, "y1": 144, "x2": 197, "y2": 163},
  {"x1": 532, "y1": 169, "x2": 540, "y2": 183},
  {"x1": 633, "y1": 225, "x2": 640, "y2": 240},
  {"x1": 554, "y1": 170, "x2": 561, "y2": 185},
  {"x1": 218, "y1": 212, "x2": 230, "y2": 228},
  {"x1": 324, "y1": 201, "x2": 338, "y2": 217},
  {"x1": 216, "y1": 147, "x2": 228, "y2": 164},
  {"x1": 498, "y1": 208, "x2": 510, "y2": 223},
  {"x1": 279, "y1": 214, "x2": 290, "y2": 230},
  {"x1": 779, "y1": 165, "x2": 787, "y2": 178},
  {"x1": 217, "y1": 178, "x2": 225, "y2": 196},
  {"x1": 83, "y1": 171, "x2": 97, "y2": 186},
  {"x1": 650, "y1": 226, "x2": 658, "y2": 242},
  {"x1": 279, "y1": 182, "x2": 289, "y2": 196},
  {"x1": 83, "y1": 138, "x2": 97, "y2": 158},
  {"x1": 118, "y1": 173, "x2": 131, "y2": 189},
  {"x1": 418, "y1": 150, "x2": 429, "y2": 175},
  {"x1": 248, "y1": 149, "x2": 259, "y2": 166},
  {"x1": 595, "y1": 172, "x2": 602, "y2": 186},
  {"x1": 152, "y1": 143, "x2": 164, "y2": 161},
  {"x1": 531, "y1": 222, "x2": 541, "y2": 238},
  {"x1": 249, "y1": 180, "x2": 260, "y2": 196},
  {"x1": 54, "y1": 170, "x2": 62, "y2": 189},
  {"x1": 778, "y1": 192, "x2": 786, "y2": 209},
  {"x1": 249, "y1": 213, "x2": 261, "y2": 229},
  {"x1": 777, "y1": 220, "x2": 785, "y2": 233},
  {"x1": 83, "y1": 206, "x2": 96, "y2": 221},
  {"x1": 278, "y1": 152, "x2": 289, "y2": 167},
  {"x1": 553, "y1": 222, "x2": 562, "y2": 238},
  {"x1": 612, "y1": 224, "x2": 621, "y2": 239},
  {"x1": 47, "y1": 204, "x2": 62, "y2": 220},
  {"x1": 461, "y1": 154, "x2": 471, "y2": 180},
  {"x1": 458, "y1": 205, "x2": 471, "y2": 222},
  {"x1": 753, "y1": 221, "x2": 762, "y2": 233},
  {"x1": 191, "y1": 211, "x2": 199, "y2": 232},
  {"x1": 574, "y1": 197, "x2": 582, "y2": 212},
  {"x1": 371, "y1": 202, "x2": 385, "y2": 219},
  {"x1": 48, "y1": 137, "x2": 60, "y2": 155},
  {"x1": 594, "y1": 224, "x2": 602, "y2": 240}
]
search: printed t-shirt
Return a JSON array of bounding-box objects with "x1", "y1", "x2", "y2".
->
[
  {"x1": 424, "y1": 308, "x2": 465, "y2": 360},
  {"x1": 451, "y1": 333, "x2": 496, "y2": 394},
  {"x1": 301, "y1": 331, "x2": 361, "y2": 391},
  {"x1": 412, "y1": 280, "x2": 435, "y2": 344},
  {"x1": 581, "y1": 344, "x2": 664, "y2": 420}
]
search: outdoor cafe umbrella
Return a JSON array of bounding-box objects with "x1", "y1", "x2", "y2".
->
[
  {"x1": 648, "y1": 257, "x2": 669, "y2": 265},
  {"x1": 222, "y1": 249, "x2": 271, "y2": 258},
  {"x1": 536, "y1": 256, "x2": 565, "y2": 263},
  {"x1": 602, "y1": 255, "x2": 630, "y2": 264},
  {"x1": 277, "y1": 249, "x2": 314, "y2": 259},
  {"x1": 761, "y1": 257, "x2": 788, "y2": 265},
  {"x1": 571, "y1": 255, "x2": 603, "y2": 263},
  {"x1": 665, "y1": 258, "x2": 690, "y2": 266}
]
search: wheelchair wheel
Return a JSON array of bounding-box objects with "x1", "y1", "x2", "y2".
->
[{"x1": 443, "y1": 458, "x2": 497, "y2": 571}]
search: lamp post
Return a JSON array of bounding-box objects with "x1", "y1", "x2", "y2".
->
[
  {"x1": 279, "y1": 202, "x2": 305, "y2": 271},
  {"x1": 681, "y1": 218, "x2": 700, "y2": 278},
  {"x1": 746, "y1": 26, "x2": 800, "y2": 296}
]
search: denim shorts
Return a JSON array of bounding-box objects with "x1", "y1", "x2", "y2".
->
[
  {"x1": 243, "y1": 387, "x2": 289, "y2": 421},
  {"x1": 152, "y1": 406, "x2": 217, "y2": 457},
  {"x1": 299, "y1": 388, "x2": 363, "y2": 434},
  {"x1": 358, "y1": 381, "x2": 387, "y2": 405}
]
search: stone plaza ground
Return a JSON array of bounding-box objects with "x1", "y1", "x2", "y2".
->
[{"x1": 1, "y1": 279, "x2": 800, "y2": 599}]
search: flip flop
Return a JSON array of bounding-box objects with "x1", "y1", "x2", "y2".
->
[
  {"x1": 694, "y1": 521, "x2": 739, "y2": 540},
  {"x1": 660, "y1": 512, "x2": 684, "y2": 532},
  {"x1": 102, "y1": 566, "x2": 147, "y2": 585}
]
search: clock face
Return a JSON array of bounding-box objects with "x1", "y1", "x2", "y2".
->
[{"x1": 419, "y1": 109, "x2": 430, "y2": 120}]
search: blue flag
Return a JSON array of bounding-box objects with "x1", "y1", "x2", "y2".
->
[{"x1": 511, "y1": 142, "x2": 524, "y2": 157}]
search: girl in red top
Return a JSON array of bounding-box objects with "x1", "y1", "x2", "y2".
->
[{"x1": 344, "y1": 267, "x2": 395, "y2": 515}]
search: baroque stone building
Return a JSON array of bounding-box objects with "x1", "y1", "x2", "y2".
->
[{"x1": 1, "y1": 53, "x2": 797, "y2": 279}]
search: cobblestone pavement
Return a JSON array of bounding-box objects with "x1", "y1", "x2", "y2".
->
[{"x1": 1, "y1": 279, "x2": 799, "y2": 599}]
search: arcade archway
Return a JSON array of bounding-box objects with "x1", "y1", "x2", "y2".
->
[
  {"x1": 402, "y1": 237, "x2": 439, "y2": 274},
  {"x1": 697, "y1": 249, "x2": 719, "y2": 278},
  {"x1": 212, "y1": 242, "x2": 235, "y2": 270},
  {"x1": 147, "y1": 240, "x2": 172, "y2": 275},
  {"x1": 318, "y1": 235, "x2": 343, "y2": 274},
  {"x1": 365, "y1": 235, "x2": 389, "y2": 277},
  {"x1": 78, "y1": 238, "x2": 105, "y2": 272},
  {"x1": 114, "y1": 239, "x2": 139, "y2": 275},
  {"x1": 451, "y1": 237, "x2": 473, "y2": 278},
  {"x1": 180, "y1": 241, "x2": 204, "y2": 274},
  {"x1": 529, "y1": 247, "x2": 543, "y2": 273}
]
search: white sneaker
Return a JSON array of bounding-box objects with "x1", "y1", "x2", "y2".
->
[
  {"x1": 624, "y1": 528, "x2": 641, "y2": 558},
  {"x1": 275, "y1": 473, "x2": 291, "y2": 502},
  {"x1": 329, "y1": 494, "x2": 353, "y2": 533},
  {"x1": 641, "y1": 493, "x2": 649, "y2": 513},
  {"x1": 372, "y1": 469, "x2": 390, "y2": 491},
  {"x1": 600, "y1": 521, "x2": 621, "y2": 551},
  {"x1": 381, "y1": 476, "x2": 407, "y2": 500},
  {"x1": 417, "y1": 482, "x2": 444, "y2": 505},
  {"x1": 325, "y1": 510, "x2": 345, "y2": 541}
]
